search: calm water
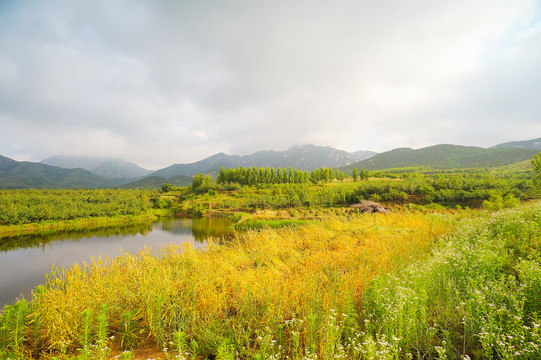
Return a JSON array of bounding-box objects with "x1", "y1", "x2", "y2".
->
[{"x1": 0, "y1": 218, "x2": 233, "y2": 307}]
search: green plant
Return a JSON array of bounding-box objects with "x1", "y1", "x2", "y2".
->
[
  {"x1": 216, "y1": 338, "x2": 236, "y2": 360},
  {"x1": 0, "y1": 299, "x2": 30, "y2": 357},
  {"x1": 120, "y1": 310, "x2": 139, "y2": 350}
]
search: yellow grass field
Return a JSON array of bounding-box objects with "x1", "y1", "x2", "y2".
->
[{"x1": 25, "y1": 211, "x2": 451, "y2": 359}]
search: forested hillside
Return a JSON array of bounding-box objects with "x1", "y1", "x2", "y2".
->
[{"x1": 342, "y1": 144, "x2": 538, "y2": 171}]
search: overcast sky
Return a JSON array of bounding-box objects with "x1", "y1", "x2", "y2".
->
[{"x1": 1, "y1": 0, "x2": 540, "y2": 169}]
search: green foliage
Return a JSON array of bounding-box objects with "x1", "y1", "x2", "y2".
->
[
  {"x1": 359, "y1": 168, "x2": 370, "y2": 180},
  {"x1": 532, "y1": 152, "x2": 541, "y2": 177},
  {"x1": 175, "y1": 168, "x2": 541, "y2": 218},
  {"x1": 190, "y1": 174, "x2": 215, "y2": 194},
  {"x1": 362, "y1": 204, "x2": 541, "y2": 359},
  {"x1": 120, "y1": 311, "x2": 140, "y2": 351},
  {"x1": 0, "y1": 189, "x2": 156, "y2": 225},
  {"x1": 483, "y1": 194, "x2": 520, "y2": 211},
  {"x1": 217, "y1": 166, "x2": 313, "y2": 185},
  {"x1": 0, "y1": 299, "x2": 30, "y2": 357},
  {"x1": 351, "y1": 171, "x2": 538, "y2": 207},
  {"x1": 233, "y1": 218, "x2": 308, "y2": 230},
  {"x1": 161, "y1": 183, "x2": 173, "y2": 192}
]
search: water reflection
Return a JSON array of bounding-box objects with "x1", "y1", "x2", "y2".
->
[
  {"x1": 0, "y1": 218, "x2": 233, "y2": 307},
  {"x1": 0, "y1": 222, "x2": 154, "y2": 253},
  {"x1": 160, "y1": 217, "x2": 235, "y2": 242}
]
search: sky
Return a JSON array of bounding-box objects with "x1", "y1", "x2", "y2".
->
[{"x1": 1, "y1": 0, "x2": 540, "y2": 170}]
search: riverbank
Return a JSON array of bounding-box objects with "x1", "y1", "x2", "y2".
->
[
  {"x1": 0, "y1": 189, "x2": 166, "y2": 239},
  {"x1": 0, "y1": 212, "x2": 163, "y2": 239}
]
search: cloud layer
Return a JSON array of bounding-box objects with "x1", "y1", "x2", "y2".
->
[{"x1": 1, "y1": 0, "x2": 540, "y2": 169}]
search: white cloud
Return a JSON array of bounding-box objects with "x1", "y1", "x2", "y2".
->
[{"x1": 0, "y1": 0, "x2": 540, "y2": 168}]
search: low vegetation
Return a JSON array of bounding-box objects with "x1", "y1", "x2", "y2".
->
[
  {"x1": 169, "y1": 167, "x2": 539, "y2": 218},
  {"x1": 0, "y1": 189, "x2": 164, "y2": 238},
  {"x1": 1, "y1": 156, "x2": 540, "y2": 359},
  {"x1": 2, "y1": 202, "x2": 540, "y2": 359},
  {"x1": 1, "y1": 211, "x2": 452, "y2": 359}
]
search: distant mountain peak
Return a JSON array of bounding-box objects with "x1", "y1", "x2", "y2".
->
[
  {"x1": 151, "y1": 144, "x2": 376, "y2": 178},
  {"x1": 41, "y1": 155, "x2": 152, "y2": 179}
]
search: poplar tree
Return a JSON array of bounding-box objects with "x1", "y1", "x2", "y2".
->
[
  {"x1": 533, "y1": 152, "x2": 541, "y2": 178},
  {"x1": 360, "y1": 168, "x2": 370, "y2": 181},
  {"x1": 217, "y1": 167, "x2": 226, "y2": 184}
]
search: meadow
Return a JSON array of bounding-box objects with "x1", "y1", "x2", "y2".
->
[
  {"x1": 0, "y1": 167, "x2": 540, "y2": 359},
  {"x1": 1, "y1": 202, "x2": 540, "y2": 359}
]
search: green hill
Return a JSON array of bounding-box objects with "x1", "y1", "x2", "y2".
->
[
  {"x1": 341, "y1": 144, "x2": 539, "y2": 172},
  {"x1": 492, "y1": 137, "x2": 541, "y2": 150},
  {"x1": 0, "y1": 155, "x2": 116, "y2": 189}
]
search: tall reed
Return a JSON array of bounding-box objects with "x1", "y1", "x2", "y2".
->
[{"x1": 14, "y1": 211, "x2": 450, "y2": 358}]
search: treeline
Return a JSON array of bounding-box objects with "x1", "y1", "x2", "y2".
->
[
  {"x1": 216, "y1": 166, "x2": 348, "y2": 185},
  {"x1": 0, "y1": 189, "x2": 157, "y2": 225},
  {"x1": 175, "y1": 170, "x2": 540, "y2": 216}
]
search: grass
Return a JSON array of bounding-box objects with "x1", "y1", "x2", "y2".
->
[
  {"x1": 2, "y1": 201, "x2": 540, "y2": 359},
  {"x1": 2, "y1": 211, "x2": 451, "y2": 359},
  {"x1": 361, "y1": 202, "x2": 541, "y2": 359}
]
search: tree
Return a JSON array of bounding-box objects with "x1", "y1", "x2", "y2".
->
[
  {"x1": 288, "y1": 167, "x2": 294, "y2": 183},
  {"x1": 532, "y1": 152, "x2": 541, "y2": 177},
  {"x1": 310, "y1": 170, "x2": 318, "y2": 184},
  {"x1": 359, "y1": 168, "x2": 370, "y2": 181},
  {"x1": 282, "y1": 168, "x2": 288, "y2": 183},
  {"x1": 161, "y1": 183, "x2": 173, "y2": 192},
  {"x1": 217, "y1": 167, "x2": 226, "y2": 184},
  {"x1": 190, "y1": 174, "x2": 214, "y2": 193},
  {"x1": 352, "y1": 168, "x2": 359, "y2": 181}
]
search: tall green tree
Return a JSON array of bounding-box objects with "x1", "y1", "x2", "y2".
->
[
  {"x1": 217, "y1": 167, "x2": 226, "y2": 184},
  {"x1": 352, "y1": 168, "x2": 359, "y2": 181},
  {"x1": 359, "y1": 168, "x2": 370, "y2": 181},
  {"x1": 532, "y1": 152, "x2": 541, "y2": 177},
  {"x1": 190, "y1": 174, "x2": 214, "y2": 193}
]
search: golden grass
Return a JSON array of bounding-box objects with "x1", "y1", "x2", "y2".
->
[{"x1": 27, "y1": 211, "x2": 452, "y2": 357}]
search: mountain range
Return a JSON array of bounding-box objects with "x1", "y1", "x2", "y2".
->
[
  {"x1": 0, "y1": 155, "x2": 117, "y2": 189},
  {"x1": 341, "y1": 144, "x2": 539, "y2": 172},
  {"x1": 41, "y1": 155, "x2": 153, "y2": 179},
  {"x1": 0, "y1": 138, "x2": 540, "y2": 189},
  {"x1": 151, "y1": 145, "x2": 376, "y2": 178}
]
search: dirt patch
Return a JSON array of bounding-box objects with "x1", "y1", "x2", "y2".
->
[{"x1": 350, "y1": 201, "x2": 390, "y2": 214}]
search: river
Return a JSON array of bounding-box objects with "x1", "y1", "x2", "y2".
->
[{"x1": 0, "y1": 218, "x2": 234, "y2": 308}]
